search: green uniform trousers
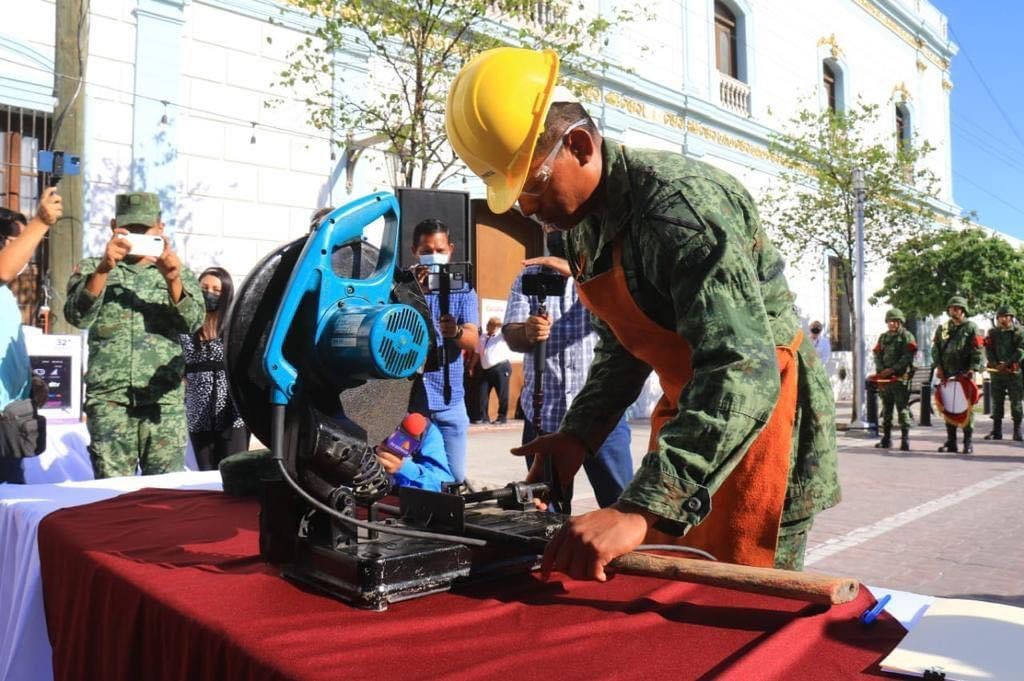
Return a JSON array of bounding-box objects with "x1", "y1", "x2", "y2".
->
[
  {"x1": 85, "y1": 399, "x2": 186, "y2": 478},
  {"x1": 879, "y1": 380, "x2": 912, "y2": 428},
  {"x1": 989, "y1": 373, "x2": 1023, "y2": 423},
  {"x1": 774, "y1": 516, "x2": 814, "y2": 571}
]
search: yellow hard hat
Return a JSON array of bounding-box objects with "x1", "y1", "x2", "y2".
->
[{"x1": 446, "y1": 47, "x2": 560, "y2": 214}]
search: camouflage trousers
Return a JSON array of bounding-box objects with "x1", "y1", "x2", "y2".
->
[
  {"x1": 85, "y1": 399, "x2": 186, "y2": 478},
  {"x1": 989, "y1": 373, "x2": 1023, "y2": 423},
  {"x1": 879, "y1": 381, "x2": 912, "y2": 428},
  {"x1": 773, "y1": 516, "x2": 815, "y2": 571}
]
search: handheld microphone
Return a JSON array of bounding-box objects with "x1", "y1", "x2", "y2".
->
[{"x1": 382, "y1": 413, "x2": 428, "y2": 458}]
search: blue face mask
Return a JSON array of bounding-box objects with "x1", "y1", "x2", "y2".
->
[{"x1": 418, "y1": 252, "x2": 450, "y2": 266}]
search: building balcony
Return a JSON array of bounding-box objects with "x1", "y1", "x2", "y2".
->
[{"x1": 718, "y1": 74, "x2": 751, "y2": 116}]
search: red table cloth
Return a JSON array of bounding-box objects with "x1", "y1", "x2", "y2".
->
[{"x1": 38, "y1": 489, "x2": 905, "y2": 681}]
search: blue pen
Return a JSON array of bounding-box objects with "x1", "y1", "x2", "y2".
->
[{"x1": 860, "y1": 593, "x2": 892, "y2": 624}]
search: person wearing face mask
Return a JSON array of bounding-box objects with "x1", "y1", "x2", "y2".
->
[
  {"x1": 179, "y1": 267, "x2": 249, "y2": 470},
  {"x1": 0, "y1": 189, "x2": 62, "y2": 483},
  {"x1": 932, "y1": 296, "x2": 984, "y2": 454},
  {"x1": 65, "y1": 192, "x2": 204, "y2": 478},
  {"x1": 407, "y1": 218, "x2": 479, "y2": 483}
]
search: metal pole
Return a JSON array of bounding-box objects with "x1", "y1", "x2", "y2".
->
[{"x1": 850, "y1": 168, "x2": 869, "y2": 430}]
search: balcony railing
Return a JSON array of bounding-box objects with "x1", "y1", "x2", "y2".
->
[{"x1": 719, "y1": 74, "x2": 751, "y2": 116}]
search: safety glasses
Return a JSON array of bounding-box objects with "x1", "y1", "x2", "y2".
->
[{"x1": 518, "y1": 118, "x2": 590, "y2": 200}]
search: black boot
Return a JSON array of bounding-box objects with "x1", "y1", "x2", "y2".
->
[
  {"x1": 900, "y1": 427, "x2": 910, "y2": 451},
  {"x1": 1014, "y1": 420, "x2": 1022, "y2": 442},
  {"x1": 874, "y1": 425, "x2": 892, "y2": 449},
  {"x1": 938, "y1": 424, "x2": 958, "y2": 452},
  {"x1": 963, "y1": 428, "x2": 974, "y2": 454},
  {"x1": 984, "y1": 420, "x2": 1002, "y2": 440}
]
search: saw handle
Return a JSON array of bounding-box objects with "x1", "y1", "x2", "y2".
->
[
  {"x1": 608, "y1": 552, "x2": 860, "y2": 606},
  {"x1": 263, "y1": 192, "x2": 399, "y2": 405}
]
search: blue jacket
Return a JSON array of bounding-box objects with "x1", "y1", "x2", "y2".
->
[{"x1": 391, "y1": 422, "x2": 454, "y2": 492}]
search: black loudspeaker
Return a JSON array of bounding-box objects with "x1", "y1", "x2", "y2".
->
[{"x1": 397, "y1": 188, "x2": 471, "y2": 273}]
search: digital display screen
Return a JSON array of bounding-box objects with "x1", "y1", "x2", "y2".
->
[{"x1": 31, "y1": 356, "x2": 72, "y2": 409}]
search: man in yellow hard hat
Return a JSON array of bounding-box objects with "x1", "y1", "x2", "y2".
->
[{"x1": 446, "y1": 47, "x2": 839, "y2": 577}]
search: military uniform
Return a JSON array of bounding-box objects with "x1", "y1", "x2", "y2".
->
[
  {"x1": 931, "y1": 296, "x2": 984, "y2": 453},
  {"x1": 64, "y1": 193, "x2": 204, "y2": 477},
  {"x1": 560, "y1": 141, "x2": 840, "y2": 569},
  {"x1": 872, "y1": 309, "x2": 917, "y2": 451},
  {"x1": 983, "y1": 305, "x2": 1024, "y2": 441}
]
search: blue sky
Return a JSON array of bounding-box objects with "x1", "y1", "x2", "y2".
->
[{"x1": 931, "y1": 1, "x2": 1024, "y2": 238}]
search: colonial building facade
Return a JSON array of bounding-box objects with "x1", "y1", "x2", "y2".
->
[{"x1": 3, "y1": 0, "x2": 961, "y2": 392}]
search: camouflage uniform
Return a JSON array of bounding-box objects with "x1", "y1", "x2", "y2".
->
[
  {"x1": 931, "y1": 296, "x2": 984, "y2": 452},
  {"x1": 984, "y1": 305, "x2": 1024, "y2": 441},
  {"x1": 560, "y1": 141, "x2": 840, "y2": 569},
  {"x1": 872, "y1": 309, "x2": 917, "y2": 451},
  {"x1": 64, "y1": 193, "x2": 203, "y2": 478}
]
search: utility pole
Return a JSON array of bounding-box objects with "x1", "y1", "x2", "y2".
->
[
  {"x1": 850, "y1": 167, "x2": 868, "y2": 430},
  {"x1": 49, "y1": 0, "x2": 89, "y2": 334}
]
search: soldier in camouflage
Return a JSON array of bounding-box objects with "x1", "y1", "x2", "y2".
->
[
  {"x1": 446, "y1": 48, "x2": 839, "y2": 574},
  {"x1": 983, "y1": 304, "x2": 1024, "y2": 441},
  {"x1": 872, "y1": 308, "x2": 917, "y2": 451},
  {"x1": 931, "y1": 295, "x2": 984, "y2": 454},
  {"x1": 65, "y1": 192, "x2": 204, "y2": 478}
]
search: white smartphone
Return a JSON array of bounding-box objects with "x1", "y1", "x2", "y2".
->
[{"x1": 123, "y1": 233, "x2": 165, "y2": 258}]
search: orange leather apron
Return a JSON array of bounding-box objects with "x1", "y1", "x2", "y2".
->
[{"x1": 575, "y1": 241, "x2": 801, "y2": 567}]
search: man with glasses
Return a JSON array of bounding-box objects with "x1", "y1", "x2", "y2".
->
[{"x1": 446, "y1": 48, "x2": 839, "y2": 576}]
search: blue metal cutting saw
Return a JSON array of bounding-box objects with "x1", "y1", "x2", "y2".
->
[{"x1": 223, "y1": 192, "x2": 560, "y2": 610}]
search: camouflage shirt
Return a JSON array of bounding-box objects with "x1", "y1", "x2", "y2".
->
[
  {"x1": 873, "y1": 328, "x2": 917, "y2": 377},
  {"x1": 561, "y1": 141, "x2": 840, "y2": 531},
  {"x1": 64, "y1": 258, "x2": 204, "y2": 406},
  {"x1": 931, "y1": 320, "x2": 983, "y2": 376},
  {"x1": 984, "y1": 325, "x2": 1024, "y2": 371}
]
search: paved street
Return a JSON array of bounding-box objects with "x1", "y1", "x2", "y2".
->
[{"x1": 462, "y1": 415, "x2": 1024, "y2": 607}]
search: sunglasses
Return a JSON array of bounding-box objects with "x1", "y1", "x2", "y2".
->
[{"x1": 518, "y1": 119, "x2": 590, "y2": 200}]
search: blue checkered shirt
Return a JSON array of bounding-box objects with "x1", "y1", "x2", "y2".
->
[
  {"x1": 420, "y1": 287, "x2": 479, "y2": 410},
  {"x1": 504, "y1": 266, "x2": 596, "y2": 432}
]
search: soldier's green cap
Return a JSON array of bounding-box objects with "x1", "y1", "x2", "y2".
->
[
  {"x1": 115, "y1": 192, "x2": 160, "y2": 227},
  {"x1": 885, "y1": 308, "x2": 905, "y2": 322},
  {"x1": 997, "y1": 304, "x2": 1014, "y2": 317},
  {"x1": 947, "y1": 295, "x2": 969, "y2": 314}
]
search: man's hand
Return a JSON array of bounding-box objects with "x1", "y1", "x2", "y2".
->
[
  {"x1": 439, "y1": 313, "x2": 460, "y2": 339},
  {"x1": 878, "y1": 368, "x2": 895, "y2": 379},
  {"x1": 525, "y1": 313, "x2": 551, "y2": 343},
  {"x1": 375, "y1": 448, "x2": 404, "y2": 475},
  {"x1": 36, "y1": 187, "x2": 63, "y2": 226},
  {"x1": 541, "y1": 504, "x2": 654, "y2": 581},
  {"x1": 935, "y1": 367, "x2": 945, "y2": 380},
  {"x1": 97, "y1": 229, "x2": 131, "y2": 274},
  {"x1": 154, "y1": 238, "x2": 181, "y2": 282},
  {"x1": 511, "y1": 431, "x2": 587, "y2": 493}
]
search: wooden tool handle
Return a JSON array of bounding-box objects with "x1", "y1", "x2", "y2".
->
[{"x1": 608, "y1": 552, "x2": 859, "y2": 606}]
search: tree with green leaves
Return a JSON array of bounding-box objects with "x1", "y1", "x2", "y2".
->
[
  {"x1": 272, "y1": 0, "x2": 636, "y2": 189},
  {"x1": 871, "y1": 227, "x2": 1024, "y2": 321},
  {"x1": 760, "y1": 101, "x2": 945, "y2": 418}
]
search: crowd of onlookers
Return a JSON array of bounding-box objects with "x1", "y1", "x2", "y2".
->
[{"x1": 0, "y1": 190, "x2": 634, "y2": 508}]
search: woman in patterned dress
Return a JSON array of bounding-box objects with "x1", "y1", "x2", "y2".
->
[{"x1": 180, "y1": 267, "x2": 249, "y2": 470}]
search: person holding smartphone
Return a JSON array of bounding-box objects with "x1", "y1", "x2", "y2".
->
[
  {"x1": 0, "y1": 189, "x2": 62, "y2": 483},
  {"x1": 503, "y1": 230, "x2": 633, "y2": 509},
  {"x1": 64, "y1": 192, "x2": 204, "y2": 478}
]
